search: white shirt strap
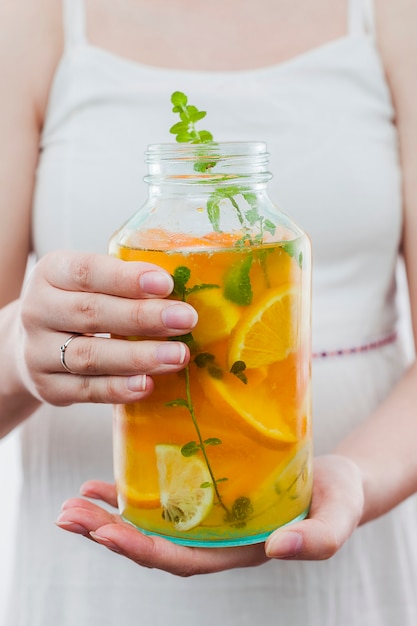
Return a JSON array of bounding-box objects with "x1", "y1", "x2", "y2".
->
[
  {"x1": 62, "y1": 0, "x2": 87, "y2": 50},
  {"x1": 348, "y1": 0, "x2": 376, "y2": 38}
]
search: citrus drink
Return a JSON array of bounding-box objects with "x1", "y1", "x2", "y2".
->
[{"x1": 111, "y1": 229, "x2": 312, "y2": 546}]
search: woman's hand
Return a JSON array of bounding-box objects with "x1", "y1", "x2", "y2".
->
[
  {"x1": 56, "y1": 454, "x2": 365, "y2": 575},
  {"x1": 17, "y1": 250, "x2": 197, "y2": 406}
]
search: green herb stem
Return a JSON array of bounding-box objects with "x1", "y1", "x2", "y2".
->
[
  {"x1": 184, "y1": 366, "x2": 231, "y2": 516},
  {"x1": 230, "y1": 196, "x2": 245, "y2": 227}
]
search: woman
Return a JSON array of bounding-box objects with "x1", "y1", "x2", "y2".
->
[{"x1": 1, "y1": 0, "x2": 417, "y2": 624}]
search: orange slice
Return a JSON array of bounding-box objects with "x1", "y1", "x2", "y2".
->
[
  {"x1": 228, "y1": 284, "x2": 300, "y2": 369},
  {"x1": 119, "y1": 485, "x2": 160, "y2": 509},
  {"x1": 199, "y1": 366, "x2": 298, "y2": 449},
  {"x1": 115, "y1": 442, "x2": 161, "y2": 509}
]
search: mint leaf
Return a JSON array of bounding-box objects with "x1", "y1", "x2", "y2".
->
[
  {"x1": 204, "y1": 438, "x2": 222, "y2": 446},
  {"x1": 194, "y1": 353, "x2": 216, "y2": 368},
  {"x1": 230, "y1": 360, "x2": 248, "y2": 384},
  {"x1": 245, "y1": 206, "x2": 260, "y2": 226},
  {"x1": 206, "y1": 191, "x2": 222, "y2": 231},
  {"x1": 224, "y1": 254, "x2": 253, "y2": 305},
  {"x1": 171, "y1": 91, "x2": 188, "y2": 108},
  {"x1": 207, "y1": 365, "x2": 223, "y2": 379},
  {"x1": 264, "y1": 219, "x2": 276, "y2": 235},
  {"x1": 282, "y1": 241, "x2": 303, "y2": 267},
  {"x1": 170, "y1": 92, "x2": 213, "y2": 144},
  {"x1": 172, "y1": 266, "x2": 191, "y2": 298},
  {"x1": 181, "y1": 441, "x2": 201, "y2": 457},
  {"x1": 197, "y1": 130, "x2": 213, "y2": 143},
  {"x1": 176, "y1": 131, "x2": 194, "y2": 143},
  {"x1": 224, "y1": 496, "x2": 254, "y2": 528}
]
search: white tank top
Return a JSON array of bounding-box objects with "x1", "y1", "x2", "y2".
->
[
  {"x1": 10, "y1": 2, "x2": 415, "y2": 626},
  {"x1": 33, "y1": 0, "x2": 401, "y2": 356}
]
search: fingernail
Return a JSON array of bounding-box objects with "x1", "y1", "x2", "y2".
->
[
  {"x1": 265, "y1": 531, "x2": 303, "y2": 559},
  {"x1": 127, "y1": 374, "x2": 148, "y2": 392},
  {"x1": 156, "y1": 342, "x2": 187, "y2": 365},
  {"x1": 161, "y1": 303, "x2": 198, "y2": 330},
  {"x1": 90, "y1": 532, "x2": 122, "y2": 553},
  {"x1": 79, "y1": 486, "x2": 99, "y2": 498},
  {"x1": 139, "y1": 271, "x2": 173, "y2": 295},
  {"x1": 55, "y1": 520, "x2": 89, "y2": 536}
]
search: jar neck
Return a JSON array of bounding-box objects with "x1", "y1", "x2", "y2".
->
[{"x1": 144, "y1": 141, "x2": 272, "y2": 191}]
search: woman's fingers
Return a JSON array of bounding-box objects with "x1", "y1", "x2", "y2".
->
[
  {"x1": 17, "y1": 250, "x2": 200, "y2": 405},
  {"x1": 33, "y1": 289, "x2": 198, "y2": 337},
  {"x1": 39, "y1": 334, "x2": 189, "y2": 376},
  {"x1": 80, "y1": 480, "x2": 118, "y2": 507},
  {"x1": 24, "y1": 337, "x2": 190, "y2": 405},
  {"x1": 23, "y1": 252, "x2": 197, "y2": 338},
  {"x1": 265, "y1": 455, "x2": 364, "y2": 560},
  {"x1": 35, "y1": 370, "x2": 154, "y2": 405},
  {"x1": 36, "y1": 251, "x2": 175, "y2": 299},
  {"x1": 57, "y1": 498, "x2": 120, "y2": 536},
  {"x1": 56, "y1": 455, "x2": 365, "y2": 575},
  {"x1": 27, "y1": 333, "x2": 192, "y2": 404},
  {"x1": 88, "y1": 524, "x2": 268, "y2": 576},
  {"x1": 56, "y1": 493, "x2": 268, "y2": 576}
]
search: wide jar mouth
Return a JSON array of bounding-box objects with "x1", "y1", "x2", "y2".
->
[
  {"x1": 144, "y1": 141, "x2": 272, "y2": 186},
  {"x1": 146, "y1": 141, "x2": 268, "y2": 159}
]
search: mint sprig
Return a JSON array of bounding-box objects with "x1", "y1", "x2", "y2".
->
[
  {"x1": 169, "y1": 92, "x2": 276, "y2": 246},
  {"x1": 166, "y1": 266, "x2": 233, "y2": 519},
  {"x1": 166, "y1": 266, "x2": 254, "y2": 526},
  {"x1": 170, "y1": 92, "x2": 213, "y2": 143}
]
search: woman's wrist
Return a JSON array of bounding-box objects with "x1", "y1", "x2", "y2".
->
[{"x1": 0, "y1": 300, "x2": 41, "y2": 437}]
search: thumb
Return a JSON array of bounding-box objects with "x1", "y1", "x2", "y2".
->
[{"x1": 265, "y1": 455, "x2": 364, "y2": 560}]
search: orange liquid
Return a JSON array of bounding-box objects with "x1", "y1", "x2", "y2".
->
[{"x1": 111, "y1": 233, "x2": 312, "y2": 546}]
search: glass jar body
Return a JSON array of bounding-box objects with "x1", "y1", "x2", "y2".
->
[{"x1": 109, "y1": 142, "x2": 312, "y2": 547}]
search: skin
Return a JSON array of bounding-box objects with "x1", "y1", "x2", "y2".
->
[{"x1": 1, "y1": 0, "x2": 417, "y2": 572}]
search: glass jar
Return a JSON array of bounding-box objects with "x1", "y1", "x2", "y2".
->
[{"x1": 109, "y1": 141, "x2": 312, "y2": 547}]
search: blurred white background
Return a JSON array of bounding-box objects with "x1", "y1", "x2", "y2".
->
[{"x1": 0, "y1": 430, "x2": 21, "y2": 623}]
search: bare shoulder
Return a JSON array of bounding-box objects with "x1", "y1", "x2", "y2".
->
[
  {"x1": 374, "y1": 0, "x2": 417, "y2": 179},
  {"x1": 0, "y1": 0, "x2": 64, "y2": 305},
  {"x1": 0, "y1": 0, "x2": 64, "y2": 123},
  {"x1": 375, "y1": 1, "x2": 417, "y2": 325},
  {"x1": 375, "y1": 0, "x2": 417, "y2": 102}
]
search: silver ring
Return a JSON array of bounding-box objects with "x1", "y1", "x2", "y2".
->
[{"x1": 60, "y1": 334, "x2": 82, "y2": 374}]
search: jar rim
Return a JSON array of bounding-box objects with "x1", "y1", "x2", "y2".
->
[
  {"x1": 145, "y1": 141, "x2": 268, "y2": 160},
  {"x1": 144, "y1": 141, "x2": 272, "y2": 187}
]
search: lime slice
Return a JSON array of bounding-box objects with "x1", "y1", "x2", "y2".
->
[{"x1": 156, "y1": 444, "x2": 214, "y2": 531}]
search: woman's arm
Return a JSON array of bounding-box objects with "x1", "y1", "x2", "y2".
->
[
  {"x1": 329, "y1": 0, "x2": 417, "y2": 523},
  {"x1": 0, "y1": 0, "x2": 63, "y2": 434},
  {"x1": 0, "y1": 0, "x2": 197, "y2": 438}
]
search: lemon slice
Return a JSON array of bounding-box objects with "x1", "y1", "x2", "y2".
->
[
  {"x1": 156, "y1": 444, "x2": 214, "y2": 531},
  {"x1": 249, "y1": 444, "x2": 313, "y2": 522},
  {"x1": 228, "y1": 284, "x2": 300, "y2": 369},
  {"x1": 273, "y1": 443, "x2": 312, "y2": 497},
  {"x1": 186, "y1": 288, "x2": 240, "y2": 346}
]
